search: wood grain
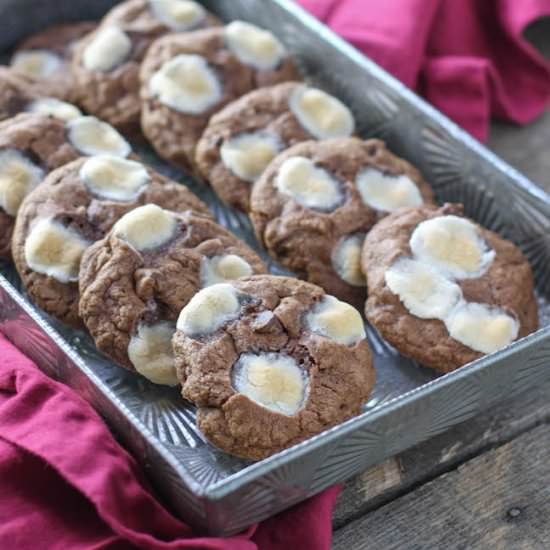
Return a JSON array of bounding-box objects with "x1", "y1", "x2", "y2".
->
[
  {"x1": 334, "y1": 424, "x2": 550, "y2": 549},
  {"x1": 332, "y1": 16, "x2": 550, "y2": 546},
  {"x1": 333, "y1": 380, "x2": 550, "y2": 528}
]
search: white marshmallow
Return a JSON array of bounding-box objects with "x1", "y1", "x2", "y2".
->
[
  {"x1": 225, "y1": 21, "x2": 285, "y2": 70},
  {"x1": 275, "y1": 156, "x2": 343, "y2": 210},
  {"x1": 289, "y1": 85, "x2": 354, "y2": 139},
  {"x1": 306, "y1": 295, "x2": 366, "y2": 345},
  {"x1": 113, "y1": 204, "x2": 177, "y2": 251},
  {"x1": 0, "y1": 149, "x2": 44, "y2": 216},
  {"x1": 385, "y1": 257, "x2": 463, "y2": 320},
  {"x1": 177, "y1": 283, "x2": 241, "y2": 336},
  {"x1": 410, "y1": 215, "x2": 495, "y2": 279},
  {"x1": 201, "y1": 254, "x2": 253, "y2": 287},
  {"x1": 82, "y1": 26, "x2": 132, "y2": 72},
  {"x1": 24, "y1": 219, "x2": 89, "y2": 282},
  {"x1": 80, "y1": 156, "x2": 150, "y2": 201},
  {"x1": 26, "y1": 98, "x2": 82, "y2": 121},
  {"x1": 356, "y1": 168, "x2": 423, "y2": 212},
  {"x1": 66, "y1": 116, "x2": 132, "y2": 158},
  {"x1": 445, "y1": 302, "x2": 519, "y2": 354},
  {"x1": 149, "y1": 0, "x2": 205, "y2": 31},
  {"x1": 11, "y1": 49, "x2": 62, "y2": 78},
  {"x1": 331, "y1": 233, "x2": 366, "y2": 287},
  {"x1": 220, "y1": 132, "x2": 281, "y2": 182},
  {"x1": 127, "y1": 322, "x2": 179, "y2": 386},
  {"x1": 149, "y1": 54, "x2": 222, "y2": 114},
  {"x1": 232, "y1": 352, "x2": 308, "y2": 415}
]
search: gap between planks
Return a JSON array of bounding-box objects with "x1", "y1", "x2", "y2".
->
[
  {"x1": 333, "y1": 423, "x2": 550, "y2": 549},
  {"x1": 333, "y1": 381, "x2": 550, "y2": 529}
]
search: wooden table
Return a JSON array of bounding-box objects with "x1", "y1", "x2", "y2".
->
[{"x1": 332, "y1": 19, "x2": 550, "y2": 549}]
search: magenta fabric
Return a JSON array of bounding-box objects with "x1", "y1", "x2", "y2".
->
[
  {"x1": 0, "y1": 332, "x2": 340, "y2": 550},
  {"x1": 297, "y1": 0, "x2": 550, "y2": 141}
]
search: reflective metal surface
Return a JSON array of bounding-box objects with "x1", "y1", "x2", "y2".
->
[{"x1": 1, "y1": 0, "x2": 550, "y2": 535}]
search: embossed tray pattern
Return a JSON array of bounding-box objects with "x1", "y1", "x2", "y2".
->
[{"x1": 1, "y1": 0, "x2": 550, "y2": 535}]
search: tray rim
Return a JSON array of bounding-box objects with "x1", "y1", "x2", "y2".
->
[
  {"x1": 201, "y1": 0, "x2": 550, "y2": 496},
  {"x1": 0, "y1": 0, "x2": 549, "y2": 527},
  {"x1": 0, "y1": 273, "x2": 210, "y2": 498},
  {"x1": 280, "y1": 0, "x2": 550, "y2": 208},
  {"x1": 206, "y1": 324, "x2": 550, "y2": 499}
]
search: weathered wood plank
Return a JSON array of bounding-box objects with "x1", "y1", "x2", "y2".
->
[
  {"x1": 333, "y1": 380, "x2": 550, "y2": 528},
  {"x1": 333, "y1": 22, "x2": 550, "y2": 527},
  {"x1": 334, "y1": 423, "x2": 550, "y2": 549}
]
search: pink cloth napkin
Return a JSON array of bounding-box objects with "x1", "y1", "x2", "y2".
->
[
  {"x1": 297, "y1": 0, "x2": 550, "y2": 141},
  {"x1": 0, "y1": 332, "x2": 339, "y2": 549}
]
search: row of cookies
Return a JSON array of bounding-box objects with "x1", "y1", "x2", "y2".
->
[
  {"x1": 7, "y1": 149, "x2": 377, "y2": 459},
  {"x1": 205, "y1": 117, "x2": 540, "y2": 373},
  {"x1": 5, "y1": 1, "x2": 540, "y2": 376},
  {"x1": 1, "y1": 1, "x2": 539, "y2": 458},
  {"x1": 0, "y1": 3, "x2": 379, "y2": 459}
]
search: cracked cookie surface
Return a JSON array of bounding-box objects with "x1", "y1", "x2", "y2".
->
[
  {"x1": 140, "y1": 27, "x2": 300, "y2": 172},
  {"x1": 78, "y1": 208, "x2": 267, "y2": 383},
  {"x1": 71, "y1": 0, "x2": 220, "y2": 134},
  {"x1": 250, "y1": 138, "x2": 434, "y2": 309},
  {"x1": 173, "y1": 275, "x2": 374, "y2": 459},
  {"x1": 12, "y1": 156, "x2": 208, "y2": 326},
  {"x1": 12, "y1": 21, "x2": 97, "y2": 102},
  {"x1": 0, "y1": 113, "x2": 86, "y2": 259},
  {"x1": 195, "y1": 81, "x2": 313, "y2": 212},
  {"x1": 362, "y1": 203, "x2": 539, "y2": 372}
]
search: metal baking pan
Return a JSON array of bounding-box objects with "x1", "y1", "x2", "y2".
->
[{"x1": 1, "y1": 0, "x2": 550, "y2": 536}]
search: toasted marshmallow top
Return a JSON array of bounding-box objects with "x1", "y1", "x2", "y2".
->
[
  {"x1": 66, "y1": 116, "x2": 132, "y2": 158},
  {"x1": 445, "y1": 302, "x2": 519, "y2": 354},
  {"x1": 128, "y1": 322, "x2": 179, "y2": 386},
  {"x1": 113, "y1": 204, "x2": 177, "y2": 251},
  {"x1": 149, "y1": 54, "x2": 222, "y2": 114},
  {"x1": 80, "y1": 156, "x2": 150, "y2": 201},
  {"x1": 12, "y1": 49, "x2": 62, "y2": 78},
  {"x1": 201, "y1": 254, "x2": 253, "y2": 287},
  {"x1": 26, "y1": 98, "x2": 82, "y2": 121},
  {"x1": 220, "y1": 132, "x2": 281, "y2": 182},
  {"x1": 385, "y1": 257, "x2": 463, "y2": 320},
  {"x1": 232, "y1": 352, "x2": 308, "y2": 415},
  {"x1": 177, "y1": 283, "x2": 241, "y2": 336},
  {"x1": 275, "y1": 156, "x2": 344, "y2": 211},
  {"x1": 409, "y1": 215, "x2": 495, "y2": 279},
  {"x1": 356, "y1": 168, "x2": 423, "y2": 212},
  {"x1": 0, "y1": 149, "x2": 44, "y2": 216},
  {"x1": 225, "y1": 21, "x2": 285, "y2": 70},
  {"x1": 24, "y1": 219, "x2": 89, "y2": 282},
  {"x1": 331, "y1": 233, "x2": 366, "y2": 287},
  {"x1": 82, "y1": 26, "x2": 132, "y2": 72},
  {"x1": 149, "y1": 0, "x2": 206, "y2": 31},
  {"x1": 289, "y1": 85, "x2": 355, "y2": 139},
  {"x1": 306, "y1": 295, "x2": 366, "y2": 345}
]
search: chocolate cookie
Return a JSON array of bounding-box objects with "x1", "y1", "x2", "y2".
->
[
  {"x1": 140, "y1": 23, "x2": 300, "y2": 171},
  {"x1": 12, "y1": 156, "x2": 209, "y2": 327},
  {"x1": 71, "y1": 0, "x2": 221, "y2": 134},
  {"x1": 11, "y1": 21, "x2": 96, "y2": 102},
  {"x1": 79, "y1": 206, "x2": 267, "y2": 385},
  {"x1": 196, "y1": 81, "x2": 358, "y2": 211},
  {"x1": 250, "y1": 138, "x2": 434, "y2": 309},
  {"x1": 0, "y1": 112, "x2": 96, "y2": 259},
  {"x1": 0, "y1": 67, "x2": 83, "y2": 123},
  {"x1": 172, "y1": 275, "x2": 374, "y2": 459},
  {"x1": 362, "y1": 203, "x2": 539, "y2": 372}
]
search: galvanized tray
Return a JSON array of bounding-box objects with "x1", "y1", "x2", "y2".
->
[{"x1": 1, "y1": 0, "x2": 550, "y2": 536}]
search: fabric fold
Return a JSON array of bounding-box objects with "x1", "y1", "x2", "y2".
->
[
  {"x1": 297, "y1": 0, "x2": 550, "y2": 141},
  {"x1": 0, "y1": 333, "x2": 338, "y2": 550}
]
